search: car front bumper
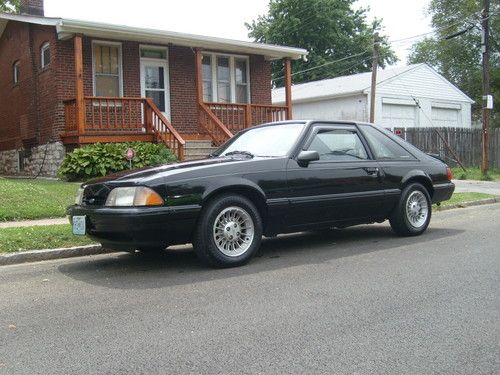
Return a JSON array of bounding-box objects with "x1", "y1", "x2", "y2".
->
[{"x1": 67, "y1": 204, "x2": 201, "y2": 250}]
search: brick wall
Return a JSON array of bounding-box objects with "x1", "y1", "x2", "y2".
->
[
  {"x1": 169, "y1": 46, "x2": 198, "y2": 133},
  {"x1": 20, "y1": 0, "x2": 44, "y2": 16},
  {"x1": 0, "y1": 21, "x2": 58, "y2": 151},
  {"x1": 250, "y1": 54, "x2": 272, "y2": 105}
]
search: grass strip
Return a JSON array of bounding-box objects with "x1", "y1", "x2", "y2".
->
[
  {"x1": 435, "y1": 192, "x2": 498, "y2": 208},
  {"x1": 0, "y1": 178, "x2": 80, "y2": 221},
  {"x1": 0, "y1": 224, "x2": 96, "y2": 253}
]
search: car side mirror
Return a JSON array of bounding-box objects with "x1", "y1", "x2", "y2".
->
[{"x1": 297, "y1": 150, "x2": 320, "y2": 166}]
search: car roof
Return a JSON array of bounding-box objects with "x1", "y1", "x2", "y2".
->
[{"x1": 249, "y1": 119, "x2": 365, "y2": 130}]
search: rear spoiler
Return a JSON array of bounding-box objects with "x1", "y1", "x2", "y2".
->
[{"x1": 427, "y1": 153, "x2": 445, "y2": 163}]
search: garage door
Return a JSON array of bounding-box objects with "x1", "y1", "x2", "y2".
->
[
  {"x1": 431, "y1": 107, "x2": 460, "y2": 127},
  {"x1": 381, "y1": 104, "x2": 417, "y2": 128}
]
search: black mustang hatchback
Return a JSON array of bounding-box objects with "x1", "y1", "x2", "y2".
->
[{"x1": 69, "y1": 121, "x2": 455, "y2": 267}]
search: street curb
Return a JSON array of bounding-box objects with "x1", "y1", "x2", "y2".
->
[
  {"x1": 435, "y1": 198, "x2": 499, "y2": 211},
  {"x1": 0, "y1": 245, "x2": 115, "y2": 266},
  {"x1": 0, "y1": 199, "x2": 498, "y2": 267}
]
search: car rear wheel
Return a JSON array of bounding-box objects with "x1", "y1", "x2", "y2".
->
[
  {"x1": 389, "y1": 183, "x2": 431, "y2": 236},
  {"x1": 193, "y1": 194, "x2": 263, "y2": 267}
]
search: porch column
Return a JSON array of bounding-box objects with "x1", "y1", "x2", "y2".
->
[
  {"x1": 74, "y1": 34, "x2": 85, "y2": 135},
  {"x1": 194, "y1": 48, "x2": 203, "y2": 105},
  {"x1": 283, "y1": 57, "x2": 293, "y2": 120}
]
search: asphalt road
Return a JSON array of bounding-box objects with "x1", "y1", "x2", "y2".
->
[{"x1": 1, "y1": 204, "x2": 499, "y2": 374}]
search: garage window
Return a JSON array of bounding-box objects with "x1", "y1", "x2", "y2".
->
[{"x1": 361, "y1": 125, "x2": 416, "y2": 160}]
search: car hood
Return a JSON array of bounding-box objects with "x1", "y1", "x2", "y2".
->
[{"x1": 82, "y1": 156, "x2": 255, "y2": 186}]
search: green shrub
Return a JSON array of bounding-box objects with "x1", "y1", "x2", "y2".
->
[{"x1": 58, "y1": 142, "x2": 177, "y2": 181}]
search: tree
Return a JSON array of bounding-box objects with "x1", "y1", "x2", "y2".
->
[
  {"x1": 246, "y1": 0, "x2": 397, "y2": 87},
  {"x1": 408, "y1": 0, "x2": 500, "y2": 127},
  {"x1": 0, "y1": 0, "x2": 19, "y2": 13}
]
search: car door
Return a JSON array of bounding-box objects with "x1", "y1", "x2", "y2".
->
[
  {"x1": 358, "y1": 124, "x2": 422, "y2": 216},
  {"x1": 285, "y1": 123, "x2": 385, "y2": 229}
]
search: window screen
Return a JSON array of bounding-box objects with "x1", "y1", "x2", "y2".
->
[{"x1": 94, "y1": 44, "x2": 121, "y2": 97}]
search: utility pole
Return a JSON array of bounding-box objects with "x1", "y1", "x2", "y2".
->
[
  {"x1": 481, "y1": 0, "x2": 491, "y2": 175},
  {"x1": 369, "y1": 32, "x2": 380, "y2": 124}
]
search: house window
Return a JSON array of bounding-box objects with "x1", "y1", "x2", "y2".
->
[
  {"x1": 140, "y1": 48, "x2": 167, "y2": 59},
  {"x1": 93, "y1": 43, "x2": 122, "y2": 97},
  {"x1": 41, "y1": 42, "x2": 50, "y2": 68},
  {"x1": 13, "y1": 61, "x2": 20, "y2": 84},
  {"x1": 202, "y1": 53, "x2": 250, "y2": 103},
  {"x1": 202, "y1": 55, "x2": 213, "y2": 102},
  {"x1": 235, "y1": 58, "x2": 248, "y2": 103}
]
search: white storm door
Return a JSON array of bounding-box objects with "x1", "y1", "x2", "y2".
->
[{"x1": 140, "y1": 60, "x2": 170, "y2": 119}]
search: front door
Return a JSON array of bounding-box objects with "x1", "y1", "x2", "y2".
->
[{"x1": 140, "y1": 60, "x2": 170, "y2": 119}]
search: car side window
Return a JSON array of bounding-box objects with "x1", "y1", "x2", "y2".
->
[
  {"x1": 360, "y1": 125, "x2": 416, "y2": 160},
  {"x1": 305, "y1": 129, "x2": 368, "y2": 161}
]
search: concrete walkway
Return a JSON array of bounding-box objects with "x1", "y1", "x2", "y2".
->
[
  {"x1": 0, "y1": 217, "x2": 68, "y2": 229},
  {"x1": 452, "y1": 179, "x2": 500, "y2": 195}
]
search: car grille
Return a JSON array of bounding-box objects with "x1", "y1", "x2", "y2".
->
[{"x1": 82, "y1": 184, "x2": 111, "y2": 206}]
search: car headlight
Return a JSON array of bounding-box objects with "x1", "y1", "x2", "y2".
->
[
  {"x1": 75, "y1": 188, "x2": 84, "y2": 205},
  {"x1": 105, "y1": 186, "x2": 164, "y2": 207}
]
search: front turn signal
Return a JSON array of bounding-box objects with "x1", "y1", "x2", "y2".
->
[{"x1": 134, "y1": 187, "x2": 164, "y2": 206}]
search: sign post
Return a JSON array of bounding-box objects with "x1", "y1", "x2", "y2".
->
[{"x1": 126, "y1": 148, "x2": 135, "y2": 169}]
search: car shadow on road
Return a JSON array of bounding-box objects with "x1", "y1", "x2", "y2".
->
[{"x1": 57, "y1": 223, "x2": 464, "y2": 290}]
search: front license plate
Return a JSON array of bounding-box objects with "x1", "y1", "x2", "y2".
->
[{"x1": 72, "y1": 215, "x2": 86, "y2": 235}]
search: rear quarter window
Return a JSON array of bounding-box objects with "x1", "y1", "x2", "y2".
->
[{"x1": 360, "y1": 125, "x2": 417, "y2": 161}]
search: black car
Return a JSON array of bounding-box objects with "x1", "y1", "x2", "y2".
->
[{"x1": 69, "y1": 121, "x2": 455, "y2": 267}]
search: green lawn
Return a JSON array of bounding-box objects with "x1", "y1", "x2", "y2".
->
[
  {"x1": 452, "y1": 167, "x2": 500, "y2": 181},
  {"x1": 0, "y1": 178, "x2": 80, "y2": 221},
  {"x1": 435, "y1": 192, "x2": 498, "y2": 208},
  {"x1": 0, "y1": 224, "x2": 96, "y2": 253}
]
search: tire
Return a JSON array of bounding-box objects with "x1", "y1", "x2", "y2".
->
[
  {"x1": 389, "y1": 183, "x2": 432, "y2": 236},
  {"x1": 193, "y1": 194, "x2": 263, "y2": 268}
]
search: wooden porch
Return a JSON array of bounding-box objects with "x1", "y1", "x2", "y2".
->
[{"x1": 61, "y1": 36, "x2": 293, "y2": 160}]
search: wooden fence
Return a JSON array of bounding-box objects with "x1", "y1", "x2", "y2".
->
[{"x1": 398, "y1": 127, "x2": 500, "y2": 169}]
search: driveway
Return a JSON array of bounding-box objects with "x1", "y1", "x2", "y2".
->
[{"x1": 0, "y1": 204, "x2": 499, "y2": 374}]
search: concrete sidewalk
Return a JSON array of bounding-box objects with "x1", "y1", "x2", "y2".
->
[
  {"x1": 452, "y1": 179, "x2": 500, "y2": 195},
  {"x1": 0, "y1": 217, "x2": 68, "y2": 229}
]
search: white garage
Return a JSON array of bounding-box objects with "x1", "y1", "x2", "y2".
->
[{"x1": 272, "y1": 63, "x2": 473, "y2": 129}]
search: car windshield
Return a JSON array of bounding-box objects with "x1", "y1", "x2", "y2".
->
[{"x1": 215, "y1": 123, "x2": 306, "y2": 157}]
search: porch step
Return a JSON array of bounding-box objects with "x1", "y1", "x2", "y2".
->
[
  {"x1": 183, "y1": 140, "x2": 217, "y2": 161},
  {"x1": 184, "y1": 140, "x2": 214, "y2": 149}
]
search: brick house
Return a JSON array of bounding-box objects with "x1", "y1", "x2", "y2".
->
[{"x1": 0, "y1": 0, "x2": 306, "y2": 176}]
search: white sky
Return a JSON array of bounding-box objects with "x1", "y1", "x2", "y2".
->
[{"x1": 44, "y1": 0, "x2": 432, "y2": 65}]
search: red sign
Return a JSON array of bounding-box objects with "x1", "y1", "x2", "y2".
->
[{"x1": 126, "y1": 148, "x2": 135, "y2": 160}]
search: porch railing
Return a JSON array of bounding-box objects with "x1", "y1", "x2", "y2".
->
[
  {"x1": 205, "y1": 102, "x2": 288, "y2": 133},
  {"x1": 202, "y1": 102, "x2": 288, "y2": 144},
  {"x1": 63, "y1": 96, "x2": 185, "y2": 160},
  {"x1": 198, "y1": 103, "x2": 233, "y2": 146}
]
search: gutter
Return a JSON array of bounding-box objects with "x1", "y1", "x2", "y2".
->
[{"x1": 56, "y1": 18, "x2": 308, "y2": 60}]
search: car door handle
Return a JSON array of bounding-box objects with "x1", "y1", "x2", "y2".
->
[{"x1": 364, "y1": 167, "x2": 380, "y2": 177}]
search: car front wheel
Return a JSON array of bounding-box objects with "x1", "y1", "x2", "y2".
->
[
  {"x1": 193, "y1": 194, "x2": 263, "y2": 267},
  {"x1": 389, "y1": 183, "x2": 432, "y2": 236}
]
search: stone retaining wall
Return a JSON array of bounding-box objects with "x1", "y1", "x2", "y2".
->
[{"x1": 0, "y1": 142, "x2": 65, "y2": 177}]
